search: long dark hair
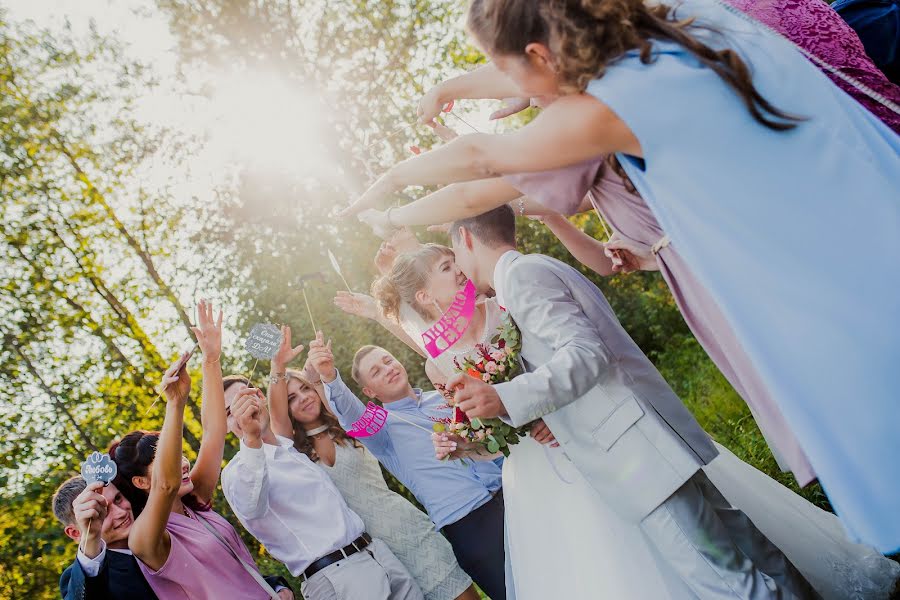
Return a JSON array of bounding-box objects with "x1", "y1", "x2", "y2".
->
[
  {"x1": 468, "y1": 0, "x2": 803, "y2": 131},
  {"x1": 109, "y1": 431, "x2": 206, "y2": 518},
  {"x1": 223, "y1": 373, "x2": 358, "y2": 462},
  {"x1": 283, "y1": 369, "x2": 359, "y2": 462}
]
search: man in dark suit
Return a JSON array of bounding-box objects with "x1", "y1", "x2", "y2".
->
[
  {"x1": 53, "y1": 475, "x2": 157, "y2": 600},
  {"x1": 53, "y1": 476, "x2": 293, "y2": 600}
]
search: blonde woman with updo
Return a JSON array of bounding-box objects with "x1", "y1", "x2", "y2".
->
[{"x1": 334, "y1": 243, "x2": 558, "y2": 446}]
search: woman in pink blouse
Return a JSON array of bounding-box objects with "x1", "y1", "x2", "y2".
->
[{"x1": 110, "y1": 301, "x2": 280, "y2": 600}]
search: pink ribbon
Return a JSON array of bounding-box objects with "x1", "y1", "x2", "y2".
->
[{"x1": 422, "y1": 280, "x2": 477, "y2": 359}]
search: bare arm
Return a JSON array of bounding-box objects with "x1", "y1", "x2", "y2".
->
[
  {"x1": 343, "y1": 94, "x2": 639, "y2": 218},
  {"x1": 386, "y1": 178, "x2": 522, "y2": 228},
  {"x1": 128, "y1": 361, "x2": 191, "y2": 570},
  {"x1": 541, "y1": 214, "x2": 615, "y2": 276},
  {"x1": 333, "y1": 291, "x2": 428, "y2": 359},
  {"x1": 268, "y1": 326, "x2": 305, "y2": 439},
  {"x1": 187, "y1": 301, "x2": 226, "y2": 505},
  {"x1": 418, "y1": 64, "x2": 526, "y2": 124}
]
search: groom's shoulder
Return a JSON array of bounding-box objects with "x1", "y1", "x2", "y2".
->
[{"x1": 507, "y1": 252, "x2": 579, "y2": 281}]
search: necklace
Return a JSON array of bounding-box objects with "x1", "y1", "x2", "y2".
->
[
  {"x1": 180, "y1": 505, "x2": 193, "y2": 520},
  {"x1": 305, "y1": 424, "x2": 330, "y2": 437}
]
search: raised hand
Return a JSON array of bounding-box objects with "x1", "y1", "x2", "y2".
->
[
  {"x1": 339, "y1": 174, "x2": 397, "y2": 219},
  {"x1": 374, "y1": 240, "x2": 398, "y2": 275},
  {"x1": 447, "y1": 373, "x2": 508, "y2": 419},
  {"x1": 490, "y1": 97, "x2": 531, "y2": 120},
  {"x1": 307, "y1": 331, "x2": 336, "y2": 383},
  {"x1": 272, "y1": 325, "x2": 304, "y2": 371},
  {"x1": 427, "y1": 121, "x2": 459, "y2": 142},
  {"x1": 160, "y1": 352, "x2": 192, "y2": 405},
  {"x1": 190, "y1": 299, "x2": 223, "y2": 364},
  {"x1": 232, "y1": 387, "x2": 264, "y2": 444},
  {"x1": 603, "y1": 233, "x2": 659, "y2": 273},
  {"x1": 73, "y1": 481, "x2": 107, "y2": 556},
  {"x1": 358, "y1": 208, "x2": 396, "y2": 239},
  {"x1": 417, "y1": 84, "x2": 452, "y2": 126},
  {"x1": 334, "y1": 291, "x2": 379, "y2": 321}
]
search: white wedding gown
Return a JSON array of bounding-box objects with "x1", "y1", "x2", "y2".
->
[
  {"x1": 504, "y1": 438, "x2": 899, "y2": 600},
  {"x1": 406, "y1": 298, "x2": 899, "y2": 600}
]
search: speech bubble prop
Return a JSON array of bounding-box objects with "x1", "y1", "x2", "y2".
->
[
  {"x1": 81, "y1": 451, "x2": 118, "y2": 486},
  {"x1": 244, "y1": 323, "x2": 283, "y2": 360},
  {"x1": 422, "y1": 280, "x2": 477, "y2": 359},
  {"x1": 347, "y1": 402, "x2": 389, "y2": 438}
]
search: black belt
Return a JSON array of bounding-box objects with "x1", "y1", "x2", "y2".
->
[{"x1": 302, "y1": 533, "x2": 372, "y2": 580}]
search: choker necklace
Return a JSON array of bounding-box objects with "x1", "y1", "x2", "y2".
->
[{"x1": 305, "y1": 425, "x2": 330, "y2": 437}]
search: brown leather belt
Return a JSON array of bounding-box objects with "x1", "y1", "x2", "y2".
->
[{"x1": 302, "y1": 533, "x2": 372, "y2": 580}]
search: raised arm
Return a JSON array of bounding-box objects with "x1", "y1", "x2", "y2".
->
[
  {"x1": 541, "y1": 214, "x2": 616, "y2": 276},
  {"x1": 128, "y1": 358, "x2": 191, "y2": 570},
  {"x1": 308, "y1": 332, "x2": 365, "y2": 426},
  {"x1": 333, "y1": 291, "x2": 428, "y2": 359},
  {"x1": 342, "y1": 94, "x2": 638, "y2": 218},
  {"x1": 268, "y1": 325, "x2": 305, "y2": 439},
  {"x1": 222, "y1": 388, "x2": 271, "y2": 521},
  {"x1": 187, "y1": 300, "x2": 226, "y2": 505}
]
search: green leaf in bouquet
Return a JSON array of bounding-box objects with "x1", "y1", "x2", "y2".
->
[
  {"x1": 487, "y1": 436, "x2": 500, "y2": 454},
  {"x1": 470, "y1": 417, "x2": 483, "y2": 429}
]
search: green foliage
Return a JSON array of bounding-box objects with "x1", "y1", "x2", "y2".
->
[{"x1": 0, "y1": 4, "x2": 833, "y2": 599}]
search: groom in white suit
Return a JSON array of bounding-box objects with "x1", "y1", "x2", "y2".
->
[{"x1": 444, "y1": 205, "x2": 815, "y2": 600}]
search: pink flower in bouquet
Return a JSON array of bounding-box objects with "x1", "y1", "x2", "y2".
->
[
  {"x1": 490, "y1": 350, "x2": 505, "y2": 362},
  {"x1": 482, "y1": 373, "x2": 491, "y2": 383},
  {"x1": 485, "y1": 361, "x2": 499, "y2": 374},
  {"x1": 497, "y1": 363, "x2": 506, "y2": 373},
  {"x1": 475, "y1": 430, "x2": 487, "y2": 441}
]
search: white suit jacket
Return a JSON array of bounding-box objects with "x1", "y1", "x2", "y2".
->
[{"x1": 494, "y1": 251, "x2": 718, "y2": 522}]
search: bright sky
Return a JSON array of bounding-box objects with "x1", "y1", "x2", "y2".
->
[{"x1": 3, "y1": 0, "x2": 502, "y2": 351}]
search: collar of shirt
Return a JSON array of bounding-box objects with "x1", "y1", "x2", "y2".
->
[
  {"x1": 493, "y1": 250, "x2": 523, "y2": 310},
  {"x1": 386, "y1": 388, "x2": 425, "y2": 411}
]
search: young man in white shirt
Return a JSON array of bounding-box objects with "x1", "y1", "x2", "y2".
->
[{"x1": 221, "y1": 378, "x2": 423, "y2": 600}]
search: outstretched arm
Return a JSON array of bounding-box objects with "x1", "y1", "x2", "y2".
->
[
  {"x1": 418, "y1": 64, "x2": 526, "y2": 125},
  {"x1": 333, "y1": 291, "x2": 428, "y2": 359},
  {"x1": 342, "y1": 94, "x2": 639, "y2": 218},
  {"x1": 128, "y1": 358, "x2": 192, "y2": 570}
]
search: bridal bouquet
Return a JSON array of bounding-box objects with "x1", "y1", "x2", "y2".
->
[{"x1": 432, "y1": 310, "x2": 529, "y2": 458}]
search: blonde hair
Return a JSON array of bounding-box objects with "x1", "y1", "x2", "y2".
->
[
  {"x1": 371, "y1": 244, "x2": 454, "y2": 322},
  {"x1": 351, "y1": 345, "x2": 382, "y2": 385}
]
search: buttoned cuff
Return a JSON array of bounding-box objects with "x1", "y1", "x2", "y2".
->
[
  {"x1": 77, "y1": 538, "x2": 106, "y2": 577},
  {"x1": 322, "y1": 368, "x2": 343, "y2": 391}
]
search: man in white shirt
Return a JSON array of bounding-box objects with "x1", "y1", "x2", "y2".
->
[{"x1": 221, "y1": 378, "x2": 423, "y2": 600}]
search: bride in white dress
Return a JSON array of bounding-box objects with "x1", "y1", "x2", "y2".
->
[{"x1": 337, "y1": 241, "x2": 899, "y2": 600}]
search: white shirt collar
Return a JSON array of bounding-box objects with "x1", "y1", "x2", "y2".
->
[{"x1": 493, "y1": 250, "x2": 523, "y2": 310}]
